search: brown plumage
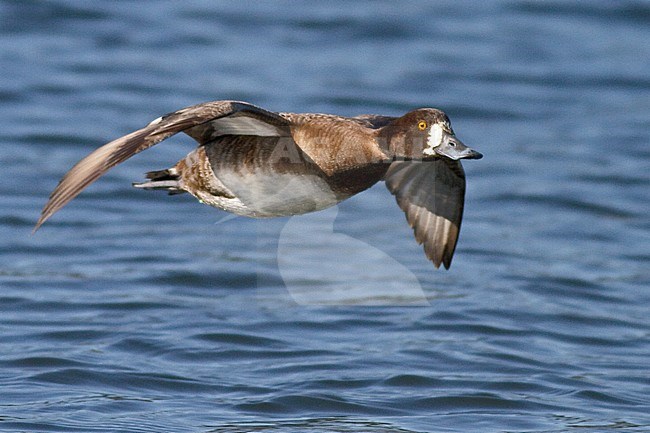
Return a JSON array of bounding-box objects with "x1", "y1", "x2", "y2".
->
[{"x1": 35, "y1": 100, "x2": 482, "y2": 268}]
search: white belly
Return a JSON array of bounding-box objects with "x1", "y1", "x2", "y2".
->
[{"x1": 207, "y1": 170, "x2": 343, "y2": 218}]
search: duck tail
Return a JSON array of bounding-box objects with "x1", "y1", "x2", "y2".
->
[{"x1": 132, "y1": 168, "x2": 185, "y2": 195}]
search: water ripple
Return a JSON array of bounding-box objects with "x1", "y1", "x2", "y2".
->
[{"x1": 2, "y1": 1, "x2": 650, "y2": 432}]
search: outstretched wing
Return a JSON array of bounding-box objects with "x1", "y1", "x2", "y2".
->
[
  {"x1": 34, "y1": 100, "x2": 291, "y2": 231},
  {"x1": 385, "y1": 159, "x2": 466, "y2": 269}
]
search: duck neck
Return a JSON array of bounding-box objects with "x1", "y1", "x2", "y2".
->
[{"x1": 376, "y1": 126, "x2": 426, "y2": 161}]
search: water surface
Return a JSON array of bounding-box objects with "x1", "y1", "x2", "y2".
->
[{"x1": 1, "y1": 1, "x2": 649, "y2": 432}]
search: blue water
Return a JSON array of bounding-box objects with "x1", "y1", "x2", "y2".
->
[{"x1": 1, "y1": 1, "x2": 649, "y2": 432}]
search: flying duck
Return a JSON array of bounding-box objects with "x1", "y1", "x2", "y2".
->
[{"x1": 34, "y1": 100, "x2": 482, "y2": 268}]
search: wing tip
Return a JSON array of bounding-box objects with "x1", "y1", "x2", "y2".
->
[
  {"x1": 32, "y1": 219, "x2": 44, "y2": 234},
  {"x1": 32, "y1": 200, "x2": 58, "y2": 234},
  {"x1": 422, "y1": 246, "x2": 453, "y2": 270},
  {"x1": 32, "y1": 221, "x2": 43, "y2": 235}
]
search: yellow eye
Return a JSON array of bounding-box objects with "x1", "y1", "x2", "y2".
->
[{"x1": 417, "y1": 120, "x2": 427, "y2": 131}]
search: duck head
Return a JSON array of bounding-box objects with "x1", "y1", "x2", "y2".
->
[{"x1": 380, "y1": 108, "x2": 483, "y2": 161}]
